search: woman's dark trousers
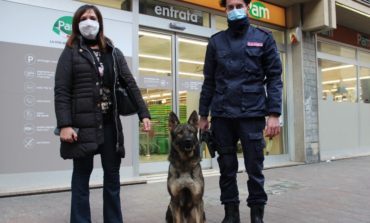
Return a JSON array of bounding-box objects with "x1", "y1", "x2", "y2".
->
[{"x1": 70, "y1": 122, "x2": 123, "y2": 223}]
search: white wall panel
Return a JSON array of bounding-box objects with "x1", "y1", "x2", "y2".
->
[
  {"x1": 319, "y1": 101, "x2": 359, "y2": 160},
  {"x1": 359, "y1": 104, "x2": 370, "y2": 154}
]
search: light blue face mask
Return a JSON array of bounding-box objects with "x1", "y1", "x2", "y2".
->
[{"x1": 227, "y1": 8, "x2": 247, "y2": 21}]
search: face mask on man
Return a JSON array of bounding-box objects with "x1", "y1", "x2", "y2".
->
[
  {"x1": 79, "y1": 19, "x2": 100, "y2": 40},
  {"x1": 227, "y1": 8, "x2": 247, "y2": 21}
]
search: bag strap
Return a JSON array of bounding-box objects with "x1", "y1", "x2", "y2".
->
[{"x1": 113, "y1": 50, "x2": 128, "y2": 88}]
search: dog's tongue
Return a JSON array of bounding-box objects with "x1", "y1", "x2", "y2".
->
[{"x1": 185, "y1": 146, "x2": 192, "y2": 152}]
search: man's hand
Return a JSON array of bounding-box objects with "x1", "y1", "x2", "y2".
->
[
  {"x1": 265, "y1": 115, "x2": 280, "y2": 138},
  {"x1": 60, "y1": 127, "x2": 78, "y2": 143},
  {"x1": 199, "y1": 116, "x2": 209, "y2": 131}
]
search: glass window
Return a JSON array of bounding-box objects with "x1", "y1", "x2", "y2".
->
[
  {"x1": 318, "y1": 42, "x2": 356, "y2": 59},
  {"x1": 178, "y1": 37, "x2": 207, "y2": 80},
  {"x1": 138, "y1": 32, "x2": 208, "y2": 162},
  {"x1": 263, "y1": 53, "x2": 286, "y2": 156},
  {"x1": 215, "y1": 15, "x2": 228, "y2": 31},
  {"x1": 359, "y1": 67, "x2": 370, "y2": 103},
  {"x1": 177, "y1": 37, "x2": 209, "y2": 158},
  {"x1": 359, "y1": 51, "x2": 370, "y2": 64},
  {"x1": 319, "y1": 59, "x2": 357, "y2": 103},
  {"x1": 139, "y1": 89, "x2": 172, "y2": 162},
  {"x1": 139, "y1": 31, "x2": 172, "y2": 77},
  {"x1": 138, "y1": 31, "x2": 173, "y2": 163},
  {"x1": 77, "y1": 0, "x2": 131, "y2": 11}
]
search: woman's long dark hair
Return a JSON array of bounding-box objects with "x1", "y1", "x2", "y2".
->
[{"x1": 66, "y1": 4, "x2": 107, "y2": 50}]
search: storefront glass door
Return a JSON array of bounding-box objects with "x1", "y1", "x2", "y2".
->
[{"x1": 138, "y1": 29, "x2": 208, "y2": 164}]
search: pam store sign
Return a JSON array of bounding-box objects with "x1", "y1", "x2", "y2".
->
[
  {"x1": 140, "y1": 0, "x2": 204, "y2": 26},
  {"x1": 180, "y1": 0, "x2": 286, "y2": 27}
]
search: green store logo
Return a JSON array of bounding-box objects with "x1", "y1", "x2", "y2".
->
[
  {"x1": 52, "y1": 16, "x2": 72, "y2": 38},
  {"x1": 249, "y1": 2, "x2": 270, "y2": 20}
]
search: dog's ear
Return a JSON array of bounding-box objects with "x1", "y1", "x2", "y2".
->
[
  {"x1": 168, "y1": 112, "x2": 180, "y2": 132},
  {"x1": 187, "y1": 110, "x2": 199, "y2": 129}
]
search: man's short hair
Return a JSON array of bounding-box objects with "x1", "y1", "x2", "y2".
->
[{"x1": 220, "y1": 0, "x2": 252, "y2": 7}]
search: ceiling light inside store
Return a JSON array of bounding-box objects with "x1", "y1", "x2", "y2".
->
[
  {"x1": 178, "y1": 38, "x2": 208, "y2": 46},
  {"x1": 322, "y1": 80, "x2": 340, "y2": 84},
  {"x1": 179, "y1": 59, "x2": 204, "y2": 65},
  {"x1": 322, "y1": 76, "x2": 370, "y2": 85},
  {"x1": 321, "y1": 64, "x2": 354, "y2": 72},
  {"x1": 139, "y1": 31, "x2": 171, "y2": 40},
  {"x1": 179, "y1": 72, "x2": 203, "y2": 77},
  {"x1": 139, "y1": 68, "x2": 202, "y2": 77},
  {"x1": 139, "y1": 54, "x2": 204, "y2": 65},
  {"x1": 360, "y1": 76, "x2": 370, "y2": 80},
  {"x1": 139, "y1": 68, "x2": 171, "y2": 74},
  {"x1": 149, "y1": 94, "x2": 161, "y2": 98},
  {"x1": 139, "y1": 54, "x2": 171, "y2": 61},
  {"x1": 336, "y1": 3, "x2": 370, "y2": 18}
]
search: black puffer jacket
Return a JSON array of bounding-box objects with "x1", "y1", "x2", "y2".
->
[{"x1": 54, "y1": 37, "x2": 150, "y2": 159}]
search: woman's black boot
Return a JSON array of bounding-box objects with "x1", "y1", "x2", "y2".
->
[
  {"x1": 222, "y1": 203, "x2": 240, "y2": 223},
  {"x1": 250, "y1": 205, "x2": 264, "y2": 223}
]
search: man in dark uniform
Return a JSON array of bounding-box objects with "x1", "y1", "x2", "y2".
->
[{"x1": 198, "y1": 0, "x2": 282, "y2": 222}]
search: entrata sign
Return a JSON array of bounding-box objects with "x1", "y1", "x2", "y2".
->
[
  {"x1": 180, "y1": 0, "x2": 286, "y2": 27},
  {"x1": 140, "y1": 0, "x2": 204, "y2": 26},
  {"x1": 154, "y1": 5, "x2": 199, "y2": 23}
]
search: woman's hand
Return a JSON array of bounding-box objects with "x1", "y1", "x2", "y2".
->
[
  {"x1": 60, "y1": 127, "x2": 78, "y2": 143},
  {"x1": 142, "y1": 118, "x2": 151, "y2": 132}
]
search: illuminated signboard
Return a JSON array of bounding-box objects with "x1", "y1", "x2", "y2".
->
[{"x1": 180, "y1": 0, "x2": 286, "y2": 27}]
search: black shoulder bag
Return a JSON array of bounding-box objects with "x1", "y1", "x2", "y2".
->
[{"x1": 114, "y1": 53, "x2": 139, "y2": 116}]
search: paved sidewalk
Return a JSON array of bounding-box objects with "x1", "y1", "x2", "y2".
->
[{"x1": 1, "y1": 156, "x2": 370, "y2": 223}]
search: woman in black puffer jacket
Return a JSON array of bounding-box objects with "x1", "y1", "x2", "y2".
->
[{"x1": 54, "y1": 4, "x2": 151, "y2": 223}]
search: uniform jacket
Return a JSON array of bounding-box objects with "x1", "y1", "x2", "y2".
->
[
  {"x1": 54, "y1": 36, "x2": 150, "y2": 159},
  {"x1": 199, "y1": 24, "x2": 283, "y2": 118}
]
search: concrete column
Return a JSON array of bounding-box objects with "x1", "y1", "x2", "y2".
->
[
  {"x1": 289, "y1": 27, "x2": 306, "y2": 163},
  {"x1": 287, "y1": 4, "x2": 321, "y2": 164},
  {"x1": 302, "y1": 32, "x2": 320, "y2": 163}
]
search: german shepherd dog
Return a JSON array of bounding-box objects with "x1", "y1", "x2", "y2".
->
[{"x1": 166, "y1": 111, "x2": 205, "y2": 223}]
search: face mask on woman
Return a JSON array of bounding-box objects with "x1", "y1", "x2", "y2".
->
[
  {"x1": 79, "y1": 19, "x2": 100, "y2": 40},
  {"x1": 227, "y1": 8, "x2": 247, "y2": 21}
]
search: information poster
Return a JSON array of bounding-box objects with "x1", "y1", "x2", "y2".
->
[
  {"x1": 0, "y1": 42, "x2": 69, "y2": 173},
  {"x1": 0, "y1": 1, "x2": 134, "y2": 174}
]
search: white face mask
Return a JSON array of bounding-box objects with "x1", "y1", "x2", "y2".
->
[{"x1": 79, "y1": 19, "x2": 100, "y2": 40}]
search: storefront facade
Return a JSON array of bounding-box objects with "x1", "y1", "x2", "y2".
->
[
  {"x1": 0, "y1": 0, "x2": 368, "y2": 195},
  {"x1": 134, "y1": 0, "x2": 290, "y2": 174}
]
